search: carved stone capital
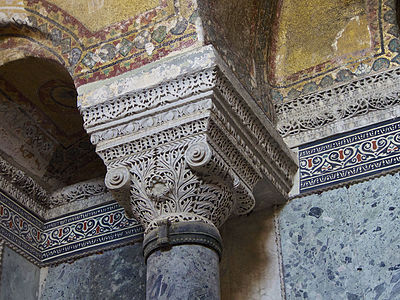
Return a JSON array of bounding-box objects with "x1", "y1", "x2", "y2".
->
[
  {"x1": 80, "y1": 46, "x2": 298, "y2": 233},
  {"x1": 104, "y1": 166, "x2": 134, "y2": 218}
]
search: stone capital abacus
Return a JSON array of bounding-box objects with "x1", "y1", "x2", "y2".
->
[{"x1": 79, "y1": 46, "x2": 298, "y2": 254}]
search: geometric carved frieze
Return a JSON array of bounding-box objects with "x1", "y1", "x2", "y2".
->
[
  {"x1": 0, "y1": 191, "x2": 143, "y2": 266},
  {"x1": 81, "y1": 47, "x2": 298, "y2": 233},
  {"x1": 298, "y1": 117, "x2": 400, "y2": 193},
  {"x1": 277, "y1": 66, "x2": 400, "y2": 146}
]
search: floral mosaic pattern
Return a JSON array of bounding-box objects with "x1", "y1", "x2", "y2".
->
[
  {"x1": 299, "y1": 117, "x2": 400, "y2": 192},
  {"x1": 0, "y1": 191, "x2": 143, "y2": 265}
]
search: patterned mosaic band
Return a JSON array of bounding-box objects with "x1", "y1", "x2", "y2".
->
[
  {"x1": 299, "y1": 117, "x2": 400, "y2": 193},
  {"x1": 0, "y1": 191, "x2": 143, "y2": 265}
]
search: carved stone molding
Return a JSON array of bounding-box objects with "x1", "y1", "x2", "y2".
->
[
  {"x1": 49, "y1": 178, "x2": 108, "y2": 208},
  {"x1": 0, "y1": 154, "x2": 109, "y2": 217},
  {"x1": 83, "y1": 46, "x2": 298, "y2": 234},
  {"x1": 277, "y1": 66, "x2": 400, "y2": 145},
  {"x1": 0, "y1": 239, "x2": 4, "y2": 281},
  {"x1": 0, "y1": 155, "x2": 48, "y2": 215}
]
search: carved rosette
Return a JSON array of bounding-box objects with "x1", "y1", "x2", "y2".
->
[{"x1": 81, "y1": 47, "x2": 297, "y2": 236}]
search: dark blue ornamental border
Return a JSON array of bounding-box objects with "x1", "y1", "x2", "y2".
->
[
  {"x1": 299, "y1": 117, "x2": 400, "y2": 193},
  {"x1": 0, "y1": 192, "x2": 144, "y2": 265}
]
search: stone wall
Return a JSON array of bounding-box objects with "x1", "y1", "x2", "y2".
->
[
  {"x1": 220, "y1": 209, "x2": 284, "y2": 300},
  {"x1": 0, "y1": 246, "x2": 40, "y2": 300},
  {"x1": 39, "y1": 243, "x2": 146, "y2": 300},
  {"x1": 279, "y1": 172, "x2": 400, "y2": 300}
]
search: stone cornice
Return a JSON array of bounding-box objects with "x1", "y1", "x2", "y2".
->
[
  {"x1": 0, "y1": 154, "x2": 110, "y2": 218},
  {"x1": 0, "y1": 156, "x2": 48, "y2": 215},
  {"x1": 277, "y1": 66, "x2": 400, "y2": 147}
]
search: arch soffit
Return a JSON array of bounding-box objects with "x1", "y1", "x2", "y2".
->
[{"x1": 0, "y1": 0, "x2": 201, "y2": 89}]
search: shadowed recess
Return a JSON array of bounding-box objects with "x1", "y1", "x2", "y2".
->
[{"x1": 0, "y1": 57, "x2": 105, "y2": 191}]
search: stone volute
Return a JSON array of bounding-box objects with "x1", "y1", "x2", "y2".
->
[{"x1": 79, "y1": 45, "x2": 297, "y2": 299}]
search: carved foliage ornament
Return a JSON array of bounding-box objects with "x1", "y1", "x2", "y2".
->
[
  {"x1": 0, "y1": 154, "x2": 109, "y2": 216},
  {"x1": 84, "y1": 67, "x2": 296, "y2": 191},
  {"x1": 89, "y1": 65, "x2": 297, "y2": 232},
  {"x1": 276, "y1": 66, "x2": 400, "y2": 137},
  {"x1": 104, "y1": 139, "x2": 256, "y2": 234}
]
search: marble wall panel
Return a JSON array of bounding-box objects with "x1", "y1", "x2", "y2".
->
[
  {"x1": 220, "y1": 209, "x2": 283, "y2": 300},
  {"x1": 0, "y1": 246, "x2": 40, "y2": 300},
  {"x1": 280, "y1": 172, "x2": 400, "y2": 300},
  {"x1": 39, "y1": 243, "x2": 146, "y2": 300}
]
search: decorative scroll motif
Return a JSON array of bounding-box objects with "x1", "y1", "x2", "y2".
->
[
  {"x1": 0, "y1": 156, "x2": 48, "y2": 212},
  {"x1": 185, "y1": 142, "x2": 213, "y2": 171},
  {"x1": 299, "y1": 117, "x2": 400, "y2": 193},
  {"x1": 0, "y1": 154, "x2": 109, "y2": 216},
  {"x1": 0, "y1": 190, "x2": 143, "y2": 266},
  {"x1": 88, "y1": 65, "x2": 297, "y2": 234},
  {"x1": 277, "y1": 66, "x2": 400, "y2": 138},
  {"x1": 49, "y1": 179, "x2": 108, "y2": 208},
  {"x1": 104, "y1": 167, "x2": 133, "y2": 218}
]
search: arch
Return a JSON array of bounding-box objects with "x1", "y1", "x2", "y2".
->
[
  {"x1": 0, "y1": 56, "x2": 105, "y2": 196},
  {"x1": 0, "y1": 21, "x2": 70, "y2": 80}
]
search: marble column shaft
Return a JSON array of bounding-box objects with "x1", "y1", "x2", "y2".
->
[{"x1": 147, "y1": 245, "x2": 220, "y2": 300}]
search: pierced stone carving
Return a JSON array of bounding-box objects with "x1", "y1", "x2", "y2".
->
[
  {"x1": 110, "y1": 138, "x2": 243, "y2": 233},
  {"x1": 82, "y1": 52, "x2": 297, "y2": 234},
  {"x1": 0, "y1": 156, "x2": 48, "y2": 214},
  {"x1": 80, "y1": 68, "x2": 215, "y2": 129},
  {"x1": 0, "y1": 154, "x2": 110, "y2": 217},
  {"x1": 276, "y1": 66, "x2": 400, "y2": 139},
  {"x1": 49, "y1": 178, "x2": 108, "y2": 208}
]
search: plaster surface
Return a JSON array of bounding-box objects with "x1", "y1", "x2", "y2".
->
[
  {"x1": 146, "y1": 244, "x2": 220, "y2": 300},
  {"x1": 39, "y1": 243, "x2": 146, "y2": 300},
  {"x1": 0, "y1": 246, "x2": 40, "y2": 300},
  {"x1": 280, "y1": 172, "x2": 400, "y2": 299},
  {"x1": 220, "y1": 209, "x2": 283, "y2": 300}
]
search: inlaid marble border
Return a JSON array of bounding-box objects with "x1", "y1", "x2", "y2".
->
[
  {"x1": 0, "y1": 191, "x2": 143, "y2": 266},
  {"x1": 299, "y1": 117, "x2": 400, "y2": 193}
]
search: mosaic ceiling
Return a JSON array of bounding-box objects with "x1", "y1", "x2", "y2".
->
[
  {"x1": 0, "y1": 57, "x2": 105, "y2": 191},
  {"x1": 0, "y1": 0, "x2": 199, "y2": 87},
  {"x1": 269, "y1": 0, "x2": 400, "y2": 104}
]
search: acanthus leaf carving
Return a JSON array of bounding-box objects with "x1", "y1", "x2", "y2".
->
[{"x1": 82, "y1": 61, "x2": 297, "y2": 234}]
